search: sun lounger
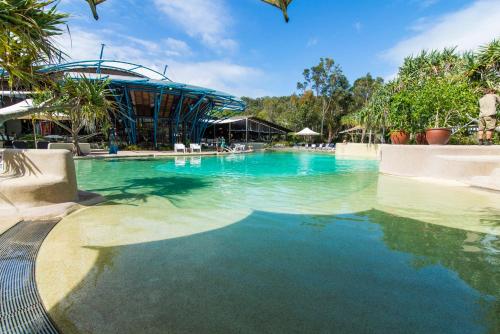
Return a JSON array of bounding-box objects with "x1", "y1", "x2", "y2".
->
[
  {"x1": 190, "y1": 143, "x2": 201, "y2": 153},
  {"x1": 36, "y1": 141, "x2": 49, "y2": 149},
  {"x1": 13, "y1": 141, "x2": 28, "y2": 149},
  {"x1": 174, "y1": 143, "x2": 186, "y2": 153}
]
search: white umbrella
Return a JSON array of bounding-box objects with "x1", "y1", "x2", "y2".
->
[{"x1": 295, "y1": 127, "x2": 320, "y2": 136}]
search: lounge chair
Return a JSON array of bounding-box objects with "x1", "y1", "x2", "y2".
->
[
  {"x1": 36, "y1": 141, "x2": 49, "y2": 149},
  {"x1": 311, "y1": 144, "x2": 316, "y2": 149},
  {"x1": 13, "y1": 141, "x2": 28, "y2": 149},
  {"x1": 304, "y1": 144, "x2": 309, "y2": 149},
  {"x1": 234, "y1": 144, "x2": 245, "y2": 152},
  {"x1": 190, "y1": 143, "x2": 201, "y2": 153},
  {"x1": 174, "y1": 143, "x2": 186, "y2": 153},
  {"x1": 318, "y1": 143, "x2": 324, "y2": 150},
  {"x1": 324, "y1": 144, "x2": 335, "y2": 151}
]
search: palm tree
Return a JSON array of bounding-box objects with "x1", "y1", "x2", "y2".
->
[
  {"x1": 0, "y1": 0, "x2": 67, "y2": 87},
  {"x1": 468, "y1": 39, "x2": 500, "y2": 90},
  {"x1": 0, "y1": 0, "x2": 68, "y2": 124},
  {"x1": 40, "y1": 75, "x2": 116, "y2": 156},
  {"x1": 261, "y1": 0, "x2": 294, "y2": 22}
]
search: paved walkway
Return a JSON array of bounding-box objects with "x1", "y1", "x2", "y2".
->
[{"x1": 0, "y1": 220, "x2": 60, "y2": 334}]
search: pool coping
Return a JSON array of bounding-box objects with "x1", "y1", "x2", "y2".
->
[{"x1": 73, "y1": 149, "x2": 255, "y2": 160}]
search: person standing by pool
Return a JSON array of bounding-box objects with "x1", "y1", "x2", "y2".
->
[{"x1": 478, "y1": 89, "x2": 499, "y2": 145}]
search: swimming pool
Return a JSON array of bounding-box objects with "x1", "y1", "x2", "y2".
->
[{"x1": 37, "y1": 152, "x2": 500, "y2": 333}]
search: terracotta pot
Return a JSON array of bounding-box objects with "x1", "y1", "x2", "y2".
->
[
  {"x1": 390, "y1": 131, "x2": 410, "y2": 144},
  {"x1": 415, "y1": 132, "x2": 428, "y2": 145},
  {"x1": 425, "y1": 128, "x2": 451, "y2": 145}
]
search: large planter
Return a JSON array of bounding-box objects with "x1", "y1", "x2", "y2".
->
[
  {"x1": 415, "y1": 132, "x2": 428, "y2": 145},
  {"x1": 390, "y1": 131, "x2": 410, "y2": 145},
  {"x1": 425, "y1": 128, "x2": 451, "y2": 145}
]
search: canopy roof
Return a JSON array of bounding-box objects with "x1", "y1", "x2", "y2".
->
[
  {"x1": 295, "y1": 127, "x2": 320, "y2": 136},
  {"x1": 40, "y1": 60, "x2": 246, "y2": 111}
]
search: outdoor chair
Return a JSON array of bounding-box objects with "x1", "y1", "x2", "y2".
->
[
  {"x1": 190, "y1": 143, "x2": 201, "y2": 153},
  {"x1": 318, "y1": 143, "x2": 324, "y2": 150},
  {"x1": 234, "y1": 144, "x2": 245, "y2": 151},
  {"x1": 311, "y1": 144, "x2": 317, "y2": 149},
  {"x1": 36, "y1": 141, "x2": 49, "y2": 149},
  {"x1": 13, "y1": 141, "x2": 28, "y2": 149},
  {"x1": 304, "y1": 144, "x2": 309, "y2": 149},
  {"x1": 174, "y1": 143, "x2": 186, "y2": 153}
]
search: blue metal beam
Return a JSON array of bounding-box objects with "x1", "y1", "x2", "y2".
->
[
  {"x1": 153, "y1": 88, "x2": 164, "y2": 149},
  {"x1": 171, "y1": 92, "x2": 184, "y2": 144},
  {"x1": 123, "y1": 86, "x2": 137, "y2": 144}
]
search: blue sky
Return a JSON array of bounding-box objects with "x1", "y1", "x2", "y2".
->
[{"x1": 58, "y1": 0, "x2": 500, "y2": 97}]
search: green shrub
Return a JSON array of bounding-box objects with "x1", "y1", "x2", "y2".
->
[{"x1": 123, "y1": 144, "x2": 141, "y2": 151}]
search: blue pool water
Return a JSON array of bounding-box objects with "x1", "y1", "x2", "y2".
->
[{"x1": 47, "y1": 152, "x2": 500, "y2": 333}]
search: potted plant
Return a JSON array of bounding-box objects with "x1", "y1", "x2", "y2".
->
[
  {"x1": 389, "y1": 130, "x2": 410, "y2": 144},
  {"x1": 415, "y1": 78, "x2": 477, "y2": 145},
  {"x1": 387, "y1": 90, "x2": 412, "y2": 144}
]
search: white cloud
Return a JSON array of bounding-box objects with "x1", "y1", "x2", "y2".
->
[
  {"x1": 153, "y1": 0, "x2": 237, "y2": 52},
  {"x1": 55, "y1": 27, "x2": 264, "y2": 97},
  {"x1": 163, "y1": 38, "x2": 192, "y2": 57},
  {"x1": 382, "y1": 0, "x2": 500, "y2": 65},
  {"x1": 306, "y1": 37, "x2": 318, "y2": 48}
]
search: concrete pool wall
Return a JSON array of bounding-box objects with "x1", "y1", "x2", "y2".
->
[
  {"x1": 379, "y1": 145, "x2": 500, "y2": 191},
  {"x1": 336, "y1": 143, "x2": 500, "y2": 191}
]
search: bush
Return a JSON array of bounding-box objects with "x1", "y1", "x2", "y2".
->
[
  {"x1": 413, "y1": 77, "x2": 478, "y2": 129},
  {"x1": 122, "y1": 144, "x2": 141, "y2": 151}
]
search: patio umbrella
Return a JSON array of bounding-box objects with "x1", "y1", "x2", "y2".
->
[
  {"x1": 295, "y1": 127, "x2": 320, "y2": 136},
  {"x1": 295, "y1": 127, "x2": 320, "y2": 143},
  {"x1": 261, "y1": 0, "x2": 294, "y2": 22}
]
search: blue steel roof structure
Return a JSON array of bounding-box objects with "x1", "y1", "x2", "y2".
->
[{"x1": 41, "y1": 60, "x2": 246, "y2": 111}]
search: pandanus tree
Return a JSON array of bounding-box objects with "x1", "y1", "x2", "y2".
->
[
  {"x1": 36, "y1": 75, "x2": 115, "y2": 156},
  {"x1": 0, "y1": 0, "x2": 68, "y2": 124},
  {"x1": 86, "y1": 0, "x2": 294, "y2": 22},
  {"x1": 467, "y1": 39, "x2": 500, "y2": 90}
]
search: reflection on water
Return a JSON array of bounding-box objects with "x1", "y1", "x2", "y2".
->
[{"x1": 39, "y1": 152, "x2": 500, "y2": 333}]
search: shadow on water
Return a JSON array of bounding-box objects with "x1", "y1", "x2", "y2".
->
[
  {"x1": 48, "y1": 209, "x2": 500, "y2": 334},
  {"x1": 84, "y1": 176, "x2": 212, "y2": 206}
]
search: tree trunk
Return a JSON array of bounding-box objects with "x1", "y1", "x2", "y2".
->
[
  {"x1": 72, "y1": 131, "x2": 82, "y2": 156},
  {"x1": 361, "y1": 128, "x2": 366, "y2": 143},
  {"x1": 71, "y1": 121, "x2": 82, "y2": 156},
  {"x1": 327, "y1": 124, "x2": 334, "y2": 144}
]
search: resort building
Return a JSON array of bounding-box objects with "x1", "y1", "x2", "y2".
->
[
  {"x1": 0, "y1": 60, "x2": 246, "y2": 148},
  {"x1": 204, "y1": 116, "x2": 291, "y2": 145}
]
